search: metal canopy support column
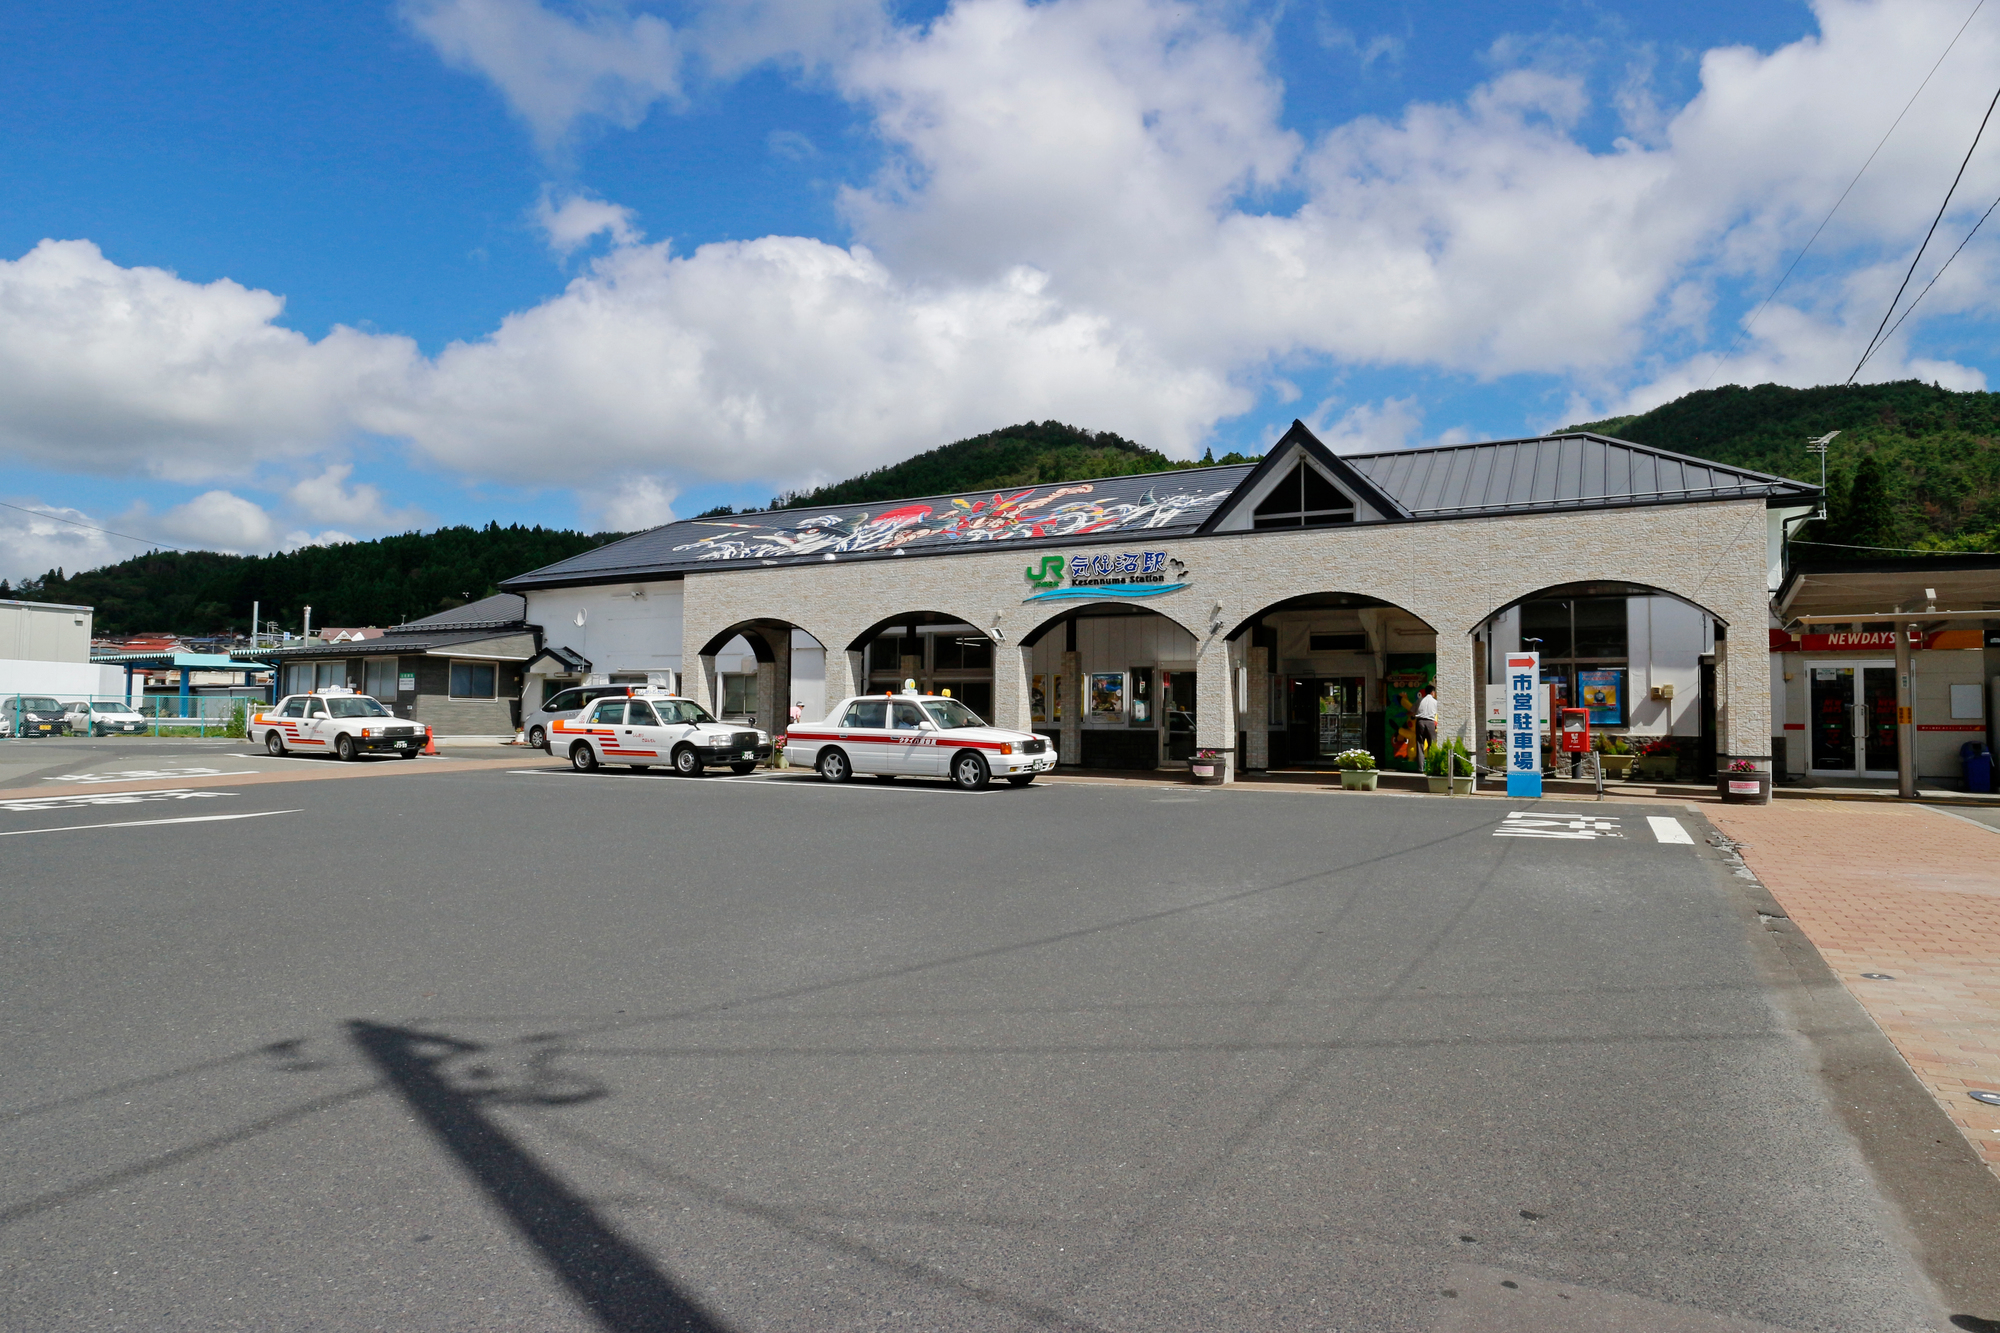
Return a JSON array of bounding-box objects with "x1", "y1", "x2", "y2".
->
[
  {"x1": 1895, "y1": 620, "x2": 1916, "y2": 799},
  {"x1": 178, "y1": 667, "x2": 191, "y2": 718},
  {"x1": 124, "y1": 665, "x2": 134, "y2": 706}
]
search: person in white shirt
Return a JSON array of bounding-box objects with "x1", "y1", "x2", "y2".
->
[{"x1": 1414, "y1": 686, "x2": 1438, "y2": 758}]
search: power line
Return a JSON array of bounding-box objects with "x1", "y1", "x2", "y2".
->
[
  {"x1": 1849, "y1": 76, "x2": 2000, "y2": 382},
  {"x1": 0, "y1": 498, "x2": 186, "y2": 555},
  {"x1": 1701, "y1": 0, "x2": 1987, "y2": 390},
  {"x1": 1873, "y1": 182, "x2": 2000, "y2": 350}
]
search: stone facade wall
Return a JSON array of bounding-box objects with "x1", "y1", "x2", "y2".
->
[{"x1": 679, "y1": 498, "x2": 1775, "y2": 780}]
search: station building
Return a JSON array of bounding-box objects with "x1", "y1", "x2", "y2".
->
[{"x1": 500, "y1": 422, "x2": 1817, "y2": 784}]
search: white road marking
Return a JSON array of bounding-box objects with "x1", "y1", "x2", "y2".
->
[
  {"x1": 1494, "y1": 811, "x2": 1623, "y2": 840},
  {"x1": 0, "y1": 810, "x2": 298, "y2": 837},
  {"x1": 43, "y1": 767, "x2": 259, "y2": 784},
  {"x1": 0, "y1": 789, "x2": 233, "y2": 813},
  {"x1": 1647, "y1": 816, "x2": 1694, "y2": 844}
]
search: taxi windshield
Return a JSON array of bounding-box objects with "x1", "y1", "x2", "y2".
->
[
  {"x1": 922, "y1": 699, "x2": 985, "y2": 729},
  {"x1": 326, "y1": 697, "x2": 391, "y2": 718},
  {"x1": 653, "y1": 699, "x2": 716, "y2": 725}
]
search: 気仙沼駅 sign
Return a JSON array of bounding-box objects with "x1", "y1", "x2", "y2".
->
[{"x1": 1022, "y1": 551, "x2": 1189, "y2": 603}]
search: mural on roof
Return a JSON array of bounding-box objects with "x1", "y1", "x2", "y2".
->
[{"x1": 671, "y1": 481, "x2": 1238, "y2": 562}]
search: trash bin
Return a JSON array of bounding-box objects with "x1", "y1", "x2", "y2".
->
[{"x1": 1961, "y1": 742, "x2": 1994, "y2": 794}]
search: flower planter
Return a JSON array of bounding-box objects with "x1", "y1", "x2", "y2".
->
[
  {"x1": 1426, "y1": 775, "x2": 1449, "y2": 794},
  {"x1": 1189, "y1": 762, "x2": 1224, "y2": 786},
  {"x1": 1339, "y1": 769, "x2": 1379, "y2": 791},
  {"x1": 1717, "y1": 771, "x2": 1771, "y2": 805},
  {"x1": 1632, "y1": 756, "x2": 1678, "y2": 782},
  {"x1": 1450, "y1": 775, "x2": 1475, "y2": 795},
  {"x1": 1599, "y1": 754, "x2": 1634, "y2": 780}
]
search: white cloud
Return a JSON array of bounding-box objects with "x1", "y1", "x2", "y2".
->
[
  {"x1": 0, "y1": 240, "x2": 415, "y2": 482},
  {"x1": 400, "y1": 0, "x2": 683, "y2": 153},
  {"x1": 155, "y1": 490, "x2": 279, "y2": 550},
  {"x1": 285, "y1": 464, "x2": 428, "y2": 532},
  {"x1": 0, "y1": 502, "x2": 128, "y2": 585},
  {"x1": 1307, "y1": 396, "x2": 1426, "y2": 453},
  {"x1": 535, "y1": 190, "x2": 641, "y2": 256},
  {"x1": 597, "y1": 474, "x2": 678, "y2": 531}
]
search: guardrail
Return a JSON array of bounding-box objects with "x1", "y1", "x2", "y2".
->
[{"x1": 2, "y1": 694, "x2": 255, "y2": 739}]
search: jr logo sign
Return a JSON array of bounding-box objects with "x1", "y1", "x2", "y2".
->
[{"x1": 1025, "y1": 556, "x2": 1066, "y2": 590}]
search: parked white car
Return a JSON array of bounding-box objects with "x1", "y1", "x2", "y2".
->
[
  {"x1": 786, "y1": 693, "x2": 1055, "y2": 789},
  {"x1": 253, "y1": 690, "x2": 426, "y2": 760},
  {"x1": 65, "y1": 700, "x2": 149, "y2": 736},
  {"x1": 550, "y1": 692, "x2": 771, "y2": 775},
  {"x1": 523, "y1": 683, "x2": 635, "y2": 751}
]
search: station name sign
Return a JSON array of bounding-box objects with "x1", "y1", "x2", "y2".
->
[
  {"x1": 1767, "y1": 628, "x2": 1982, "y2": 652},
  {"x1": 1022, "y1": 551, "x2": 1190, "y2": 603}
]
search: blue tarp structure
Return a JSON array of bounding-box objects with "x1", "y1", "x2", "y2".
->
[{"x1": 88, "y1": 651, "x2": 271, "y2": 714}]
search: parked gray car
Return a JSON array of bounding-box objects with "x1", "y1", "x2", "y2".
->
[
  {"x1": 65, "y1": 700, "x2": 149, "y2": 736},
  {"x1": 524, "y1": 684, "x2": 635, "y2": 751}
]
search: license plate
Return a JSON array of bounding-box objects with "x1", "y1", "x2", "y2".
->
[
  {"x1": 394, "y1": 741, "x2": 408, "y2": 749},
  {"x1": 739, "y1": 751, "x2": 754, "y2": 759}
]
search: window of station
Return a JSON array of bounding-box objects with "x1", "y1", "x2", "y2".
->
[
  {"x1": 931, "y1": 634, "x2": 992, "y2": 672},
  {"x1": 1307, "y1": 632, "x2": 1367, "y2": 652},
  {"x1": 868, "y1": 635, "x2": 922, "y2": 676},
  {"x1": 1252, "y1": 462, "x2": 1354, "y2": 529},
  {"x1": 1519, "y1": 597, "x2": 1629, "y2": 726}
]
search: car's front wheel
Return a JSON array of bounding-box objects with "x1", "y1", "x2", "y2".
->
[
  {"x1": 527, "y1": 725, "x2": 547, "y2": 751},
  {"x1": 570, "y1": 741, "x2": 598, "y2": 772},
  {"x1": 673, "y1": 746, "x2": 704, "y2": 777},
  {"x1": 817, "y1": 748, "x2": 851, "y2": 783},
  {"x1": 335, "y1": 734, "x2": 357, "y2": 762},
  {"x1": 265, "y1": 730, "x2": 287, "y2": 756},
  {"x1": 951, "y1": 751, "x2": 990, "y2": 791}
]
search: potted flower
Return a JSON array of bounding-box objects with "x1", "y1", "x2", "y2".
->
[
  {"x1": 1334, "y1": 748, "x2": 1378, "y2": 790},
  {"x1": 1632, "y1": 736, "x2": 1679, "y2": 782},
  {"x1": 1718, "y1": 757, "x2": 1771, "y2": 805},
  {"x1": 1595, "y1": 733, "x2": 1634, "y2": 780},
  {"x1": 1423, "y1": 738, "x2": 1475, "y2": 793},
  {"x1": 1190, "y1": 747, "x2": 1225, "y2": 785}
]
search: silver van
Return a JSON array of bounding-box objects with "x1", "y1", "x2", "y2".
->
[{"x1": 524, "y1": 684, "x2": 633, "y2": 751}]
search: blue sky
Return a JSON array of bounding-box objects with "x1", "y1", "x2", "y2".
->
[{"x1": 2, "y1": 0, "x2": 1997, "y2": 580}]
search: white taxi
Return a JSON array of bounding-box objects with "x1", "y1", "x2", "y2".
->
[
  {"x1": 786, "y1": 692, "x2": 1056, "y2": 789},
  {"x1": 255, "y1": 689, "x2": 427, "y2": 760},
  {"x1": 550, "y1": 691, "x2": 772, "y2": 775}
]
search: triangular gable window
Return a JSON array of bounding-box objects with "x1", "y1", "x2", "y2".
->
[{"x1": 1251, "y1": 461, "x2": 1354, "y2": 528}]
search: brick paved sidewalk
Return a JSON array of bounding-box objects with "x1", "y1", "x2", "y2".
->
[{"x1": 1706, "y1": 799, "x2": 2000, "y2": 1178}]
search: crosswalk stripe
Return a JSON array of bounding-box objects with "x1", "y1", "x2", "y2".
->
[{"x1": 1648, "y1": 816, "x2": 1694, "y2": 844}]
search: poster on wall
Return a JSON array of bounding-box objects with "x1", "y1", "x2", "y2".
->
[
  {"x1": 1031, "y1": 675, "x2": 1047, "y2": 722},
  {"x1": 1578, "y1": 669, "x2": 1624, "y2": 726},
  {"x1": 1088, "y1": 672, "x2": 1126, "y2": 720},
  {"x1": 1052, "y1": 674, "x2": 1064, "y2": 722},
  {"x1": 1383, "y1": 654, "x2": 1437, "y2": 771}
]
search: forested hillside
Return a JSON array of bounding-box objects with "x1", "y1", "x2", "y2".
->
[
  {"x1": 1569, "y1": 380, "x2": 2000, "y2": 552},
  {"x1": 758, "y1": 421, "x2": 1254, "y2": 512},
  {"x1": 3, "y1": 523, "x2": 616, "y2": 637}
]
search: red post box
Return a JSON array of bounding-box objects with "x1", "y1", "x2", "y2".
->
[{"x1": 1557, "y1": 707, "x2": 1591, "y2": 754}]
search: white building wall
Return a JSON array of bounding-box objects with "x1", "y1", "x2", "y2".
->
[
  {"x1": 522, "y1": 583, "x2": 684, "y2": 698},
  {"x1": 1, "y1": 600, "x2": 93, "y2": 663},
  {"x1": 0, "y1": 660, "x2": 124, "y2": 698},
  {"x1": 790, "y1": 630, "x2": 826, "y2": 723},
  {"x1": 1628, "y1": 595, "x2": 1709, "y2": 737}
]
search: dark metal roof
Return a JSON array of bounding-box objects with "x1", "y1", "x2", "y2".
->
[
  {"x1": 1346, "y1": 433, "x2": 1816, "y2": 517},
  {"x1": 231, "y1": 625, "x2": 534, "y2": 662},
  {"x1": 386, "y1": 592, "x2": 527, "y2": 633},
  {"x1": 501, "y1": 429, "x2": 1818, "y2": 590}
]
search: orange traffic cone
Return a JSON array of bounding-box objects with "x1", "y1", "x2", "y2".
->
[{"x1": 421, "y1": 727, "x2": 438, "y2": 756}]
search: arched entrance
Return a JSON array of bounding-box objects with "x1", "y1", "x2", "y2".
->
[
  {"x1": 693, "y1": 618, "x2": 827, "y2": 736},
  {"x1": 1474, "y1": 580, "x2": 1732, "y2": 780},
  {"x1": 846, "y1": 611, "x2": 1000, "y2": 722},
  {"x1": 1017, "y1": 599, "x2": 1208, "y2": 770},
  {"x1": 1224, "y1": 592, "x2": 1440, "y2": 773}
]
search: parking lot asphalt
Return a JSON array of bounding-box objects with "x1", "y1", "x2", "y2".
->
[{"x1": 1, "y1": 757, "x2": 1988, "y2": 1332}]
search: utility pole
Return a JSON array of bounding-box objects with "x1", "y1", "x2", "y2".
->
[
  {"x1": 250, "y1": 600, "x2": 259, "y2": 652},
  {"x1": 303, "y1": 605, "x2": 312, "y2": 642},
  {"x1": 1894, "y1": 606, "x2": 1916, "y2": 799},
  {"x1": 1806, "y1": 432, "x2": 1839, "y2": 522}
]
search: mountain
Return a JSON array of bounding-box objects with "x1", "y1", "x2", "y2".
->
[
  {"x1": 760, "y1": 420, "x2": 1253, "y2": 512},
  {"x1": 1567, "y1": 380, "x2": 2000, "y2": 553},
  {"x1": 3, "y1": 523, "x2": 618, "y2": 638}
]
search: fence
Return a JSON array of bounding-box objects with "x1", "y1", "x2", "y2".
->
[{"x1": 3, "y1": 693, "x2": 254, "y2": 739}]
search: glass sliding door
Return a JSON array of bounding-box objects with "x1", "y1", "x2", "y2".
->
[
  {"x1": 1808, "y1": 665, "x2": 1855, "y2": 771},
  {"x1": 1807, "y1": 662, "x2": 1898, "y2": 776}
]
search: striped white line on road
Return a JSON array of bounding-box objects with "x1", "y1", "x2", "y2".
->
[
  {"x1": 0, "y1": 810, "x2": 299, "y2": 837},
  {"x1": 1647, "y1": 816, "x2": 1694, "y2": 844},
  {"x1": 1494, "y1": 812, "x2": 1622, "y2": 839}
]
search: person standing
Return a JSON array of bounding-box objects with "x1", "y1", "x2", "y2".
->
[{"x1": 1414, "y1": 685, "x2": 1438, "y2": 759}]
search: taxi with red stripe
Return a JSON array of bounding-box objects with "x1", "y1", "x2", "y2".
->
[
  {"x1": 549, "y1": 690, "x2": 772, "y2": 776},
  {"x1": 788, "y1": 692, "x2": 1055, "y2": 790},
  {"x1": 254, "y1": 689, "x2": 427, "y2": 760}
]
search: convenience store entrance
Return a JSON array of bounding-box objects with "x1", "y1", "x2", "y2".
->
[
  {"x1": 1807, "y1": 661, "x2": 1898, "y2": 776},
  {"x1": 1288, "y1": 677, "x2": 1366, "y2": 765}
]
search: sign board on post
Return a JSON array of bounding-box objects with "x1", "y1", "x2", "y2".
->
[{"x1": 1506, "y1": 653, "x2": 1542, "y2": 798}]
